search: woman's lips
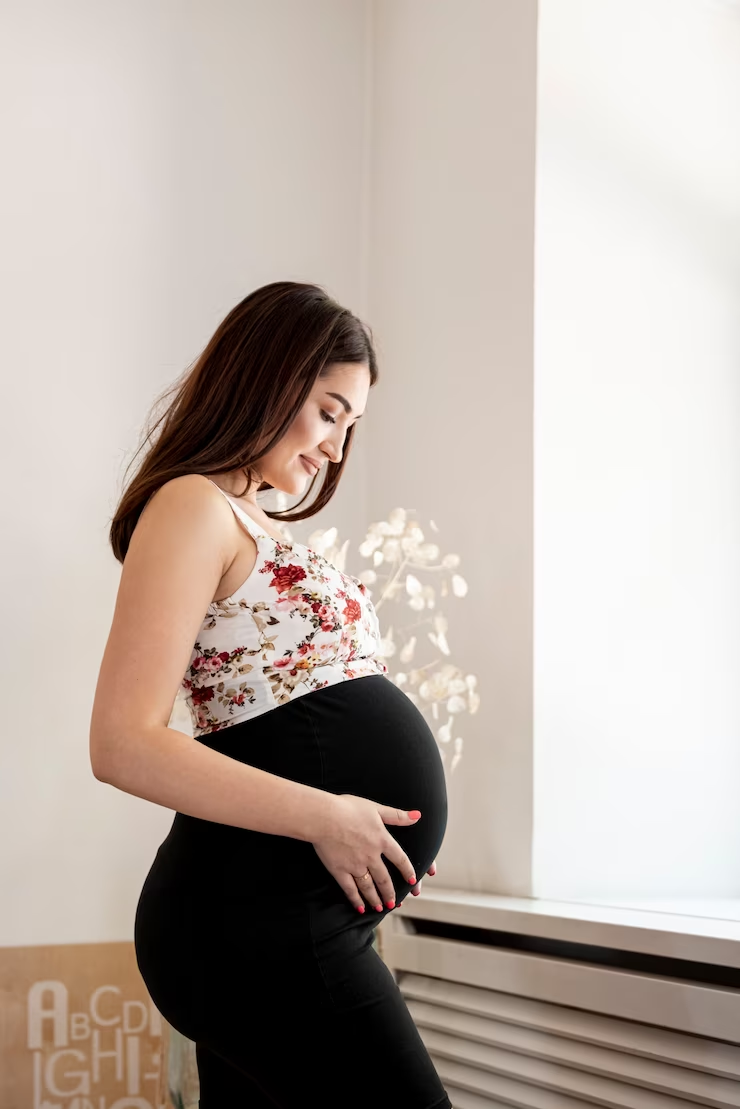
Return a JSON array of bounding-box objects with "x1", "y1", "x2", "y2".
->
[{"x1": 300, "y1": 455, "x2": 319, "y2": 475}]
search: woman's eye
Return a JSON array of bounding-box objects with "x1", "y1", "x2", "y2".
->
[{"x1": 320, "y1": 410, "x2": 336, "y2": 424}]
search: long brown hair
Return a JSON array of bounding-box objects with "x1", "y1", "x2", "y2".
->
[{"x1": 109, "y1": 281, "x2": 378, "y2": 563}]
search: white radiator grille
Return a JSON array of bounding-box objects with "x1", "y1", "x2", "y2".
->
[{"x1": 379, "y1": 916, "x2": 740, "y2": 1108}]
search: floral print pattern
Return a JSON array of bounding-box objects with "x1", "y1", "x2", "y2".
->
[{"x1": 182, "y1": 493, "x2": 387, "y2": 736}]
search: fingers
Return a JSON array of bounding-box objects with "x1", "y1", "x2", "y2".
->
[
  {"x1": 383, "y1": 840, "x2": 417, "y2": 887},
  {"x1": 378, "y1": 804, "x2": 422, "y2": 827},
  {"x1": 337, "y1": 874, "x2": 368, "y2": 913},
  {"x1": 355, "y1": 871, "x2": 384, "y2": 912},
  {"x1": 359, "y1": 861, "x2": 398, "y2": 910}
]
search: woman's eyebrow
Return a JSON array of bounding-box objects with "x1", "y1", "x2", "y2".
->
[{"x1": 325, "y1": 391, "x2": 362, "y2": 418}]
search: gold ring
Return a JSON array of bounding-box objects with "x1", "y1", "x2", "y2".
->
[{"x1": 355, "y1": 870, "x2": 371, "y2": 882}]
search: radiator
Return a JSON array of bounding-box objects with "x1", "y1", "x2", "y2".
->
[{"x1": 378, "y1": 909, "x2": 740, "y2": 1108}]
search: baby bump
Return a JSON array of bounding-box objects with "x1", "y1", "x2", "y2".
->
[
  {"x1": 298, "y1": 674, "x2": 448, "y2": 879},
  {"x1": 187, "y1": 674, "x2": 448, "y2": 891}
]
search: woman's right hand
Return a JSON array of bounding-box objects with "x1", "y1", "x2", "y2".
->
[{"x1": 312, "y1": 793, "x2": 421, "y2": 913}]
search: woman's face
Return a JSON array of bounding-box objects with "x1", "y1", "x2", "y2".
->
[{"x1": 257, "y1": 361, "x2": 371, "y2": 497}]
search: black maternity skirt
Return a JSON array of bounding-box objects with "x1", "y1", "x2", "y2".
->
[{"x1": 134, "y1": 674, "x2": 450, "y2": 1108}]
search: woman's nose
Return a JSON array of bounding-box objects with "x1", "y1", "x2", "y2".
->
[{"x1": 320, "y1": 439, "x2": 343, "y2": 465}]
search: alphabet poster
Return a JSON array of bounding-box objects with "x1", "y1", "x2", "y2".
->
[{"x1": 0, "y1": 942, "x2": 169, "y2": 1109}]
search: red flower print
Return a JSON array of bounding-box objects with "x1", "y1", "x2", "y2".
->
[
  {"x1": 270, "y1": 564, "x2": 307, "y2": 593},
  {"x1": 191, "y1": 686, "x2": 215, "y2": 706},
  {"x1": 343, "y1": 598, "x2": 362, "y2": 624}
]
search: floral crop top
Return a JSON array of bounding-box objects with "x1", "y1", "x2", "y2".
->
[{"x1": 182, "y1": 480, "x2": 388, "y2": 736}]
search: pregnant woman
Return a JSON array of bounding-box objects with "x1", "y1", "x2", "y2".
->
[{"x1": 89, "y1": 281, "x2": 450, "y2": 1108}]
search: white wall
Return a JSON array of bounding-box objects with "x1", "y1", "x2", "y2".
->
[
  {"x1": 533, "y1": 0, "x2": 740, "y2": 899},
  {"x1": 0, "y1": 0, "x2": 373, "y2": 945},
  {"x1": 367, "y1": 0, "x2": 539, "y2": 894}
]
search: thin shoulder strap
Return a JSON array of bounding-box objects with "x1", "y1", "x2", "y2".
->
[{"x1": 206, "y1": 478, "x2": 269, "y2": 541}]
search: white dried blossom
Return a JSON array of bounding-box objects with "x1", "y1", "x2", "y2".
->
[
  {"x1": 431, "y1": 702, "x2": 439, "y2": 720},
  {"x1": 377, "y1": 625, "x2": 395, "y2": 658},
  {"x1": 394, "y1": 672, "x2": 408, "y2": 687},
  {"x1": 359, "y1": 536, "x2": 382, "y2": 557},
  {"x1": 446, "y1": 695, "x2": 467, "y2": 714},
  {"x1": 387, "y1": 507, "x2": 407, "y2": 535},
  {"x1": 382, "y1": 538, "x2": 401, "y2": 561},
  {"x1": 419, "y1": 543, "x2": 440, "y2": 561},
  {"x1": 451, "y1": 574, "x2": 469, "y2": 597},
  {"x1": 399, "y1": 636, "x2": 417, "y2": 663},
  {"x1": 442, "y1": 553, "x2": 461, "y2": 569},
  {"x1": 373, "y1": 550, "x2": 384, "y2": 567},
  {"x1": 468, "y1": 691, "x2": 480, "y2": 714},
  {"x1": 408, "y1": 596, "x2": 426, "y2": 612},
  {"x1": 418, "y1": 667, "x2": 457, "y2": 702},
  {"x1": 465, "y1": 674, "x2": 477, "y2": 689},
  {"x1": 437, "y1": 718, "x2": 453, "y2": 744},
  {"x1": 405, "y1": 574, "x2": 423, "y2": 596},
  {"x1": 359, "y1": 568, "x2": 377, "y2": 585},
  {"x1": 448, "y1": 678, "x2": 467, "y2": 695},
  {"x1": 427, "y1": 631, "x2": 450, "y2": 656},
  {"x1": 429, "y1": 520, "x2": 439, "y2": 532}
]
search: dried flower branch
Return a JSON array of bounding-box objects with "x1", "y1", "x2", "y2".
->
[{"x1": 300, "y1": 505, "x2": 478, "y2": 775}]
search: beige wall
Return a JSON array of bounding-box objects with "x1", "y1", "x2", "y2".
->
[
  {"x1": 0, "y1": 0, "x2": 373, "y2": 946},
  {"x1": 366, "y1": 0, "x2": 539, "y2": 894}
]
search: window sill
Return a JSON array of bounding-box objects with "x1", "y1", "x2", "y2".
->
[{"x1": 397, "y1": 888, "x2": 740, "y2": 969}]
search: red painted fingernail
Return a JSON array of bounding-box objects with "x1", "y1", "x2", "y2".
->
[
  {"x1": 409, "y1": 810, "x2": 422, "y2": 819},
  {"x1": 386, "y1": 900, "x2": 395, "y2": 909},
  {"x1": 375, "y1": 904, "x2": 383, "y2": 912},
  {"x1": 356, "y1": 905, "x2": 365, "y2": 913}
]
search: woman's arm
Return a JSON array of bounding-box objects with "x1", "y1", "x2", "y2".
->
[
  {"x1": 93, "y1": 718, "x2": 338, "y2": 842},
  {"x1": 89, "y1": 474, "x2": 337, "y2": 841}
]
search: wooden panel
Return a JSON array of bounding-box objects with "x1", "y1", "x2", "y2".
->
[{"x1": 0, "y1": 942, "x2": 168, "y2": 1109}]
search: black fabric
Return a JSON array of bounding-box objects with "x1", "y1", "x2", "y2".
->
[{"x1": 134, "y1": 675, "x2": 451, "y2": 1108}]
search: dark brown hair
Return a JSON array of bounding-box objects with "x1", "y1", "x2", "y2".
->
[{"x1": 109, "y1": 281, "x2": 378, "y2": 563}]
